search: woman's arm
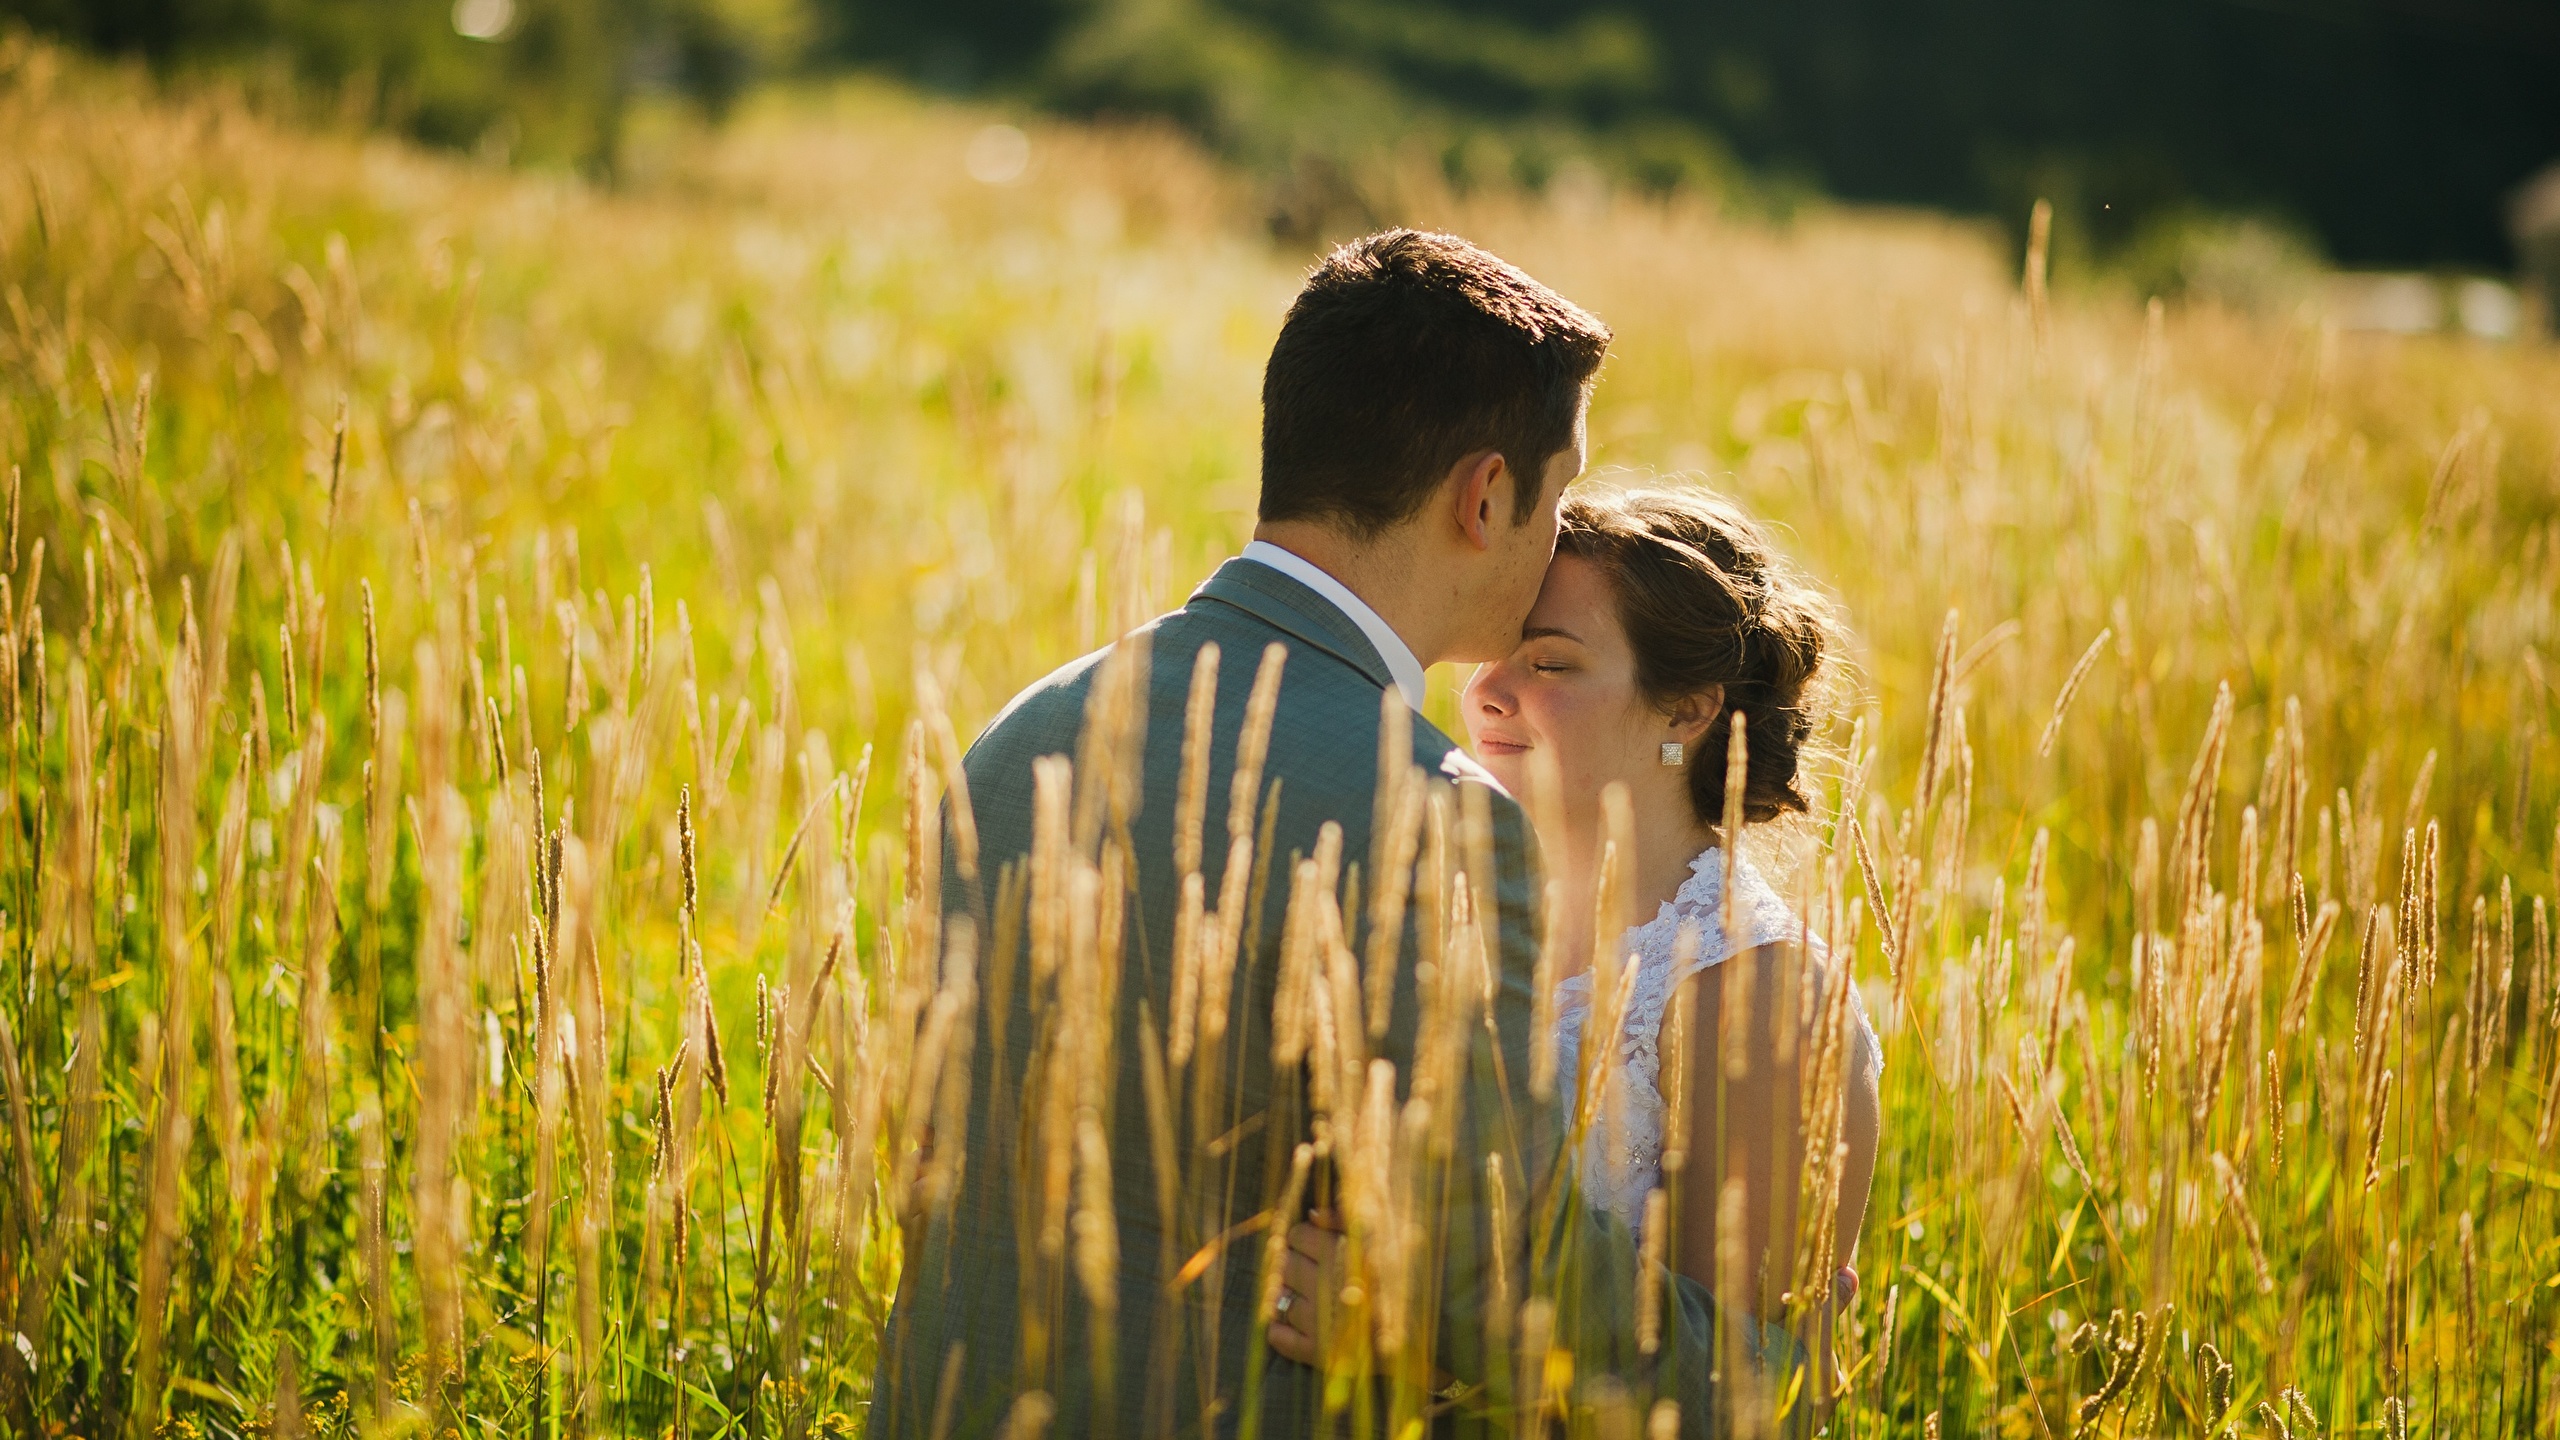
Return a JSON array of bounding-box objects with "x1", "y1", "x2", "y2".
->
[
  {"x1": 1823, "y1": 1016, "x2": 1883, "y2": 1397},
  {"x1": 1673, "y1": 945, "x2": 1884, "y2": 1391},
  {"x1": 1671, "y1": 942, "x2": 1799, "y2": 1315}
]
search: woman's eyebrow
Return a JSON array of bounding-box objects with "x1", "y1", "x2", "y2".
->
[{"x1": 1520, "y1": 625, "x2": 1582, "y2": 643}]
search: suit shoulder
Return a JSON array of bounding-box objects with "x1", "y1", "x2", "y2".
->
[{"x1": 967, "y1": 650, "x2": 1105, "y2": 776}]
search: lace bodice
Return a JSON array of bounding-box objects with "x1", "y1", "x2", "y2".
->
[{"x1": 1552, "y1": 846, "x2": 1879, "y2": 1239}]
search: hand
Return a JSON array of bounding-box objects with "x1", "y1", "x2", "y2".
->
[{"x1": 1264, "y1": 1206, "x2": 1346, "y2": 1366}]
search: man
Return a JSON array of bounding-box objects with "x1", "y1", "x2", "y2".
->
[{"x1": 875, "y1": 230, "x2": 1775, "y2": 1437}]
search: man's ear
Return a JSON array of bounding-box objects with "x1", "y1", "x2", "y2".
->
[
  {"x1": 1450, "y1": 450, "x2": 1509, "y2": 552},
  {"x1": 1666, "y1": 683, "x2": 1726, "y2": 745}
]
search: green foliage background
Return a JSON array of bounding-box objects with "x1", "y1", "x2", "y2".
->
[{"x1": 9, "y1": 0, "x2": 2560, "y2": 268}]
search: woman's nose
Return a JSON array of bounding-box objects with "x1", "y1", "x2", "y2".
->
[{"x1": 1466, "y1": 663, "x2": 1515, "y2": 714}]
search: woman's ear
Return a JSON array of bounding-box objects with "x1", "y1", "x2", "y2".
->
[{"x1": 1666, "y1": 683, "x2": 1725, "y2": 746}]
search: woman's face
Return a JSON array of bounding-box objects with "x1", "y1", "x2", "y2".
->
[{"x1": 1463, "y1": 552, "x2": 1699, "y2": 822}]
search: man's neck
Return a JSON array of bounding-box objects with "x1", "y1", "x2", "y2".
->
[{"x1": 1251, "y1": 519, "x2": 1456, "y2": 666}]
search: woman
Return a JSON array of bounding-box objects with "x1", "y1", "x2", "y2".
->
[{"x1": 1269, "y1": 486, "x2": 1884, "y2": 1391}]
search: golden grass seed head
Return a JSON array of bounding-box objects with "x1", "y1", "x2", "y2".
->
[
  {"x1": 2195, "y1": 1342, "x2": 2232, "y2": 1428},
  {"x1": 2362, "y1": 1066, "x2": 2394, "y2": 1190},
  {"x1": 1070, "y1": 1108, "x2": 1119, "y2": 1315},
  {"x1": 1530, "y1": 875, "x2": 1567, "y2": 1100},
  {"x1": 678, "y1": 784, "x2": 698, "y2": 923},
  {"x1": 1228, "y1": 642, "x2": 1288, "y2": 844},
  {"x1": 1272, "y1": 855, "x2": 1321, "y2": 1069},
  {"x1": 1198, "y1": 829, "x2": 1253, "y2": 1053},
  {"x1": 1636, "y1": 1187, "x2": 1666, "y2": 1355},
  {"x1": 2036, "y1": 627, "x2": 2111, "y2": 759},
  {"x1": 997, "y1": 1391, "x2": 1057, "y2": 1440},
  {"x1": 1174, "y1": 641, "x2": 1220, "y2": 878},
  {"x1": 1167, "y1": 870, "x2": 1205, "y2": 1069},
  {"x1": 1364, "y1": 761, "x2": 1424, "y2": 1043}
]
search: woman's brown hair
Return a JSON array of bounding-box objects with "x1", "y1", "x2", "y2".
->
[{"x1": 1556, "y1": 487, "x2": 1843, "y2": 827}]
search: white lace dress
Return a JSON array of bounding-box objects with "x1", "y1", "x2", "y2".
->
[{"x1": 1552, "y1": 846, "x2": 1881, "y2": 1239}]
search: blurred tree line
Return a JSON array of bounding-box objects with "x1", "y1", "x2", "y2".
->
[
  {"x1": 2, "y1": 0, "x2": 804, "y2": 167},
  {"x1": 853, "y1": 0, "x2": 2560, "y2": 269},
  {"x1": 13, "y1": 0, "x2": 2558, "y2": 269}
]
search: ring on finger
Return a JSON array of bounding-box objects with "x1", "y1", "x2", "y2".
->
[{"x1": 1274, "y1": 1289, "x2": 1295, "y2": 1318}]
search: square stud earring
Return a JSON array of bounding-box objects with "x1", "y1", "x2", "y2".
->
[{"x1": 1660, "y1": 742, "x2": 1685, "y2": 767}]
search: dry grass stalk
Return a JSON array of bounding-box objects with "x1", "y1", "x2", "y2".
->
[
  {"x1": 1790, "y1": 911, "x2": 1856, "y2": 1313},
  {"x1": 1719, "y1": 711, "x2": 1748, "y2": 997},
  {"x1": 1532, "y1": 870, "x2": 1569, "y2": 1102},
  {"x1": 1173, "y1": 641, "x2": 1220, "y2": 876},
  {"x1": 412, "y1": 640, "x2": 473, "y2": 1385},
  {"x1": 2487, "y1": 879, "x2": 2515, "y2": 1072},
  {"x1": 1071, "y1": 1106, "x2": 1121, "y2": 1344},
  {"x1": 1230, "y1": 643, "x2": 1288, "y2": 847},
  {"x1": 2191, "y1": 903, "x2": 2256, "y2": 1133},
  {"x1": 1713, "y1": 1175, "x2": 1753, "y2": 1417},
  {"x1": 2073, "y1": 1308, "x2": 2147, "y2": 1434},
  {"x1": 998, "y1": 1391, "x2": 1058, "y2": 1440},
  {"x1": 130, "y1": 636, "x2": 210, "y2": 1429},
  {"x1": 1483, "y1": 1152, "x2": 1512, "y2": 1350},
  {"x1": 2408, "y1": 822, "x2": 2441, "y2": 996},
  {"x1": 2539, "y1": 1030, "x2": 2560, "y2": 1150},
  {"x1": 2208, "y1": 1151, "x2": 2275, "y2": 1294},
  {"x1": 1135, "y1": 1002, "x2": 1180, "y2": 1243},
  {"x1": 1365, "y1": 692, "x2": 1424, "y2": 1041},
  {"x1": 1913, "y1": 612, "x2": 1959, "y2": 819},
  {"x1": 1849, "y1": 816, "x2": 1894, "y2": 982},
  {"x1": 1322, "y1": 857, "x2": 1371, "y2": 1122},
  {"x1": 1868, "y1": 1280, "x2": 1903, "y2": 1406},
  {"x1": 1580, "y1": 784, "x2": 1637, "y2": 1159},
  {"x1": 1925, "y1": 706, "x2": 1974, "y2": 903},
  {"x1": 1165, "y1": 644, "x2": 1221, "y2": 1071},
  {"x1": 1256, "y1": 1142, "x2": 1316, "y2": 1335},
  {"x1": 1661, "y1": 923, "x2": 1702, "y2": 1179},
  {"x1": 2527, "y1": 894, "x2": 2552, "y2": 1078},
  {"x1": 0, "y1": 987, "x2": 39, "y2": 1251},
  {"x1": 357, "y1": 1097, "x2": 392, "y2": 1421},
  {"x1": 2362, "y1": 1067, "x2": 2395, "y2": 1191},
  {"x1": 1273, "y1": 852, "x2": 1325, "y2": 1071},
  {"x1": 1188, "y1": 642, "x2": 1287, "y2": 1096},
  {"x1": 558, "y1": 837, "x2": 609, "y2": 1418},
  {"x1": 525, "y1": 827, "x2": 564, "y2": 1399},
  {"x1": 2282, "y1": 892, "x2": 2342, "y2": 1043},
  {"x1": 2172, "y1": 685, "x2": 2233, "y2": 930},
  {"x1": 2265, "y1": 1048, "x2": 2285, "y2": 1171},
  {"x1": 1351, "y1": 1059, "x2": 1410, "y2": 1357},
  {"x1": 1515, "y1": 1296, "x2": 1556, "y2": 1429}
]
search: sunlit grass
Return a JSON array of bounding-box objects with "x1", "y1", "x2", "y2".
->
[{"x1": 2, "y1": 32, "x2": 2557, "y2": 1437}]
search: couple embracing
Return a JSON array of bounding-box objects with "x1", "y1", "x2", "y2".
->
[{"x1": 877, "y1": 230, "x2": 1883, "y2": 1438}]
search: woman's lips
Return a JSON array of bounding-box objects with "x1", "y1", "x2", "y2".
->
[{"x1": 1475, "y1": 734, "x2": 1531, "y2": 756}]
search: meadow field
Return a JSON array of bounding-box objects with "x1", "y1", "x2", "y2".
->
[{"x1": 3, "y1": 31, "x2": 2559, "y2": 1439}]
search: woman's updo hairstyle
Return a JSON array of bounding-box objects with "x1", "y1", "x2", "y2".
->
[{"x1": 1556, "y1": 487, "x2": 1843, "y2": 828}]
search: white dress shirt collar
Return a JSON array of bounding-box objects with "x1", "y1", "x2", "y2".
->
[{"x1": 1239, "y1": 540, "x2": 1429, "y2": 714}]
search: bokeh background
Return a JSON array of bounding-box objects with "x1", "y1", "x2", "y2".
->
[{"x1": 13, "y1": 0, "x2": 2560, "y2": 311}]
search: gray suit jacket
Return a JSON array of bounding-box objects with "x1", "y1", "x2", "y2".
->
[{"x1": 873, "y1": 558, "x2": 1768, "y2": 1438}]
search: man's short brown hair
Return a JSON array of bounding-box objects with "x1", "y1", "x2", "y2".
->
[{"x1": 1259, "y1": 230, "x2": 1612, "y2": 537}]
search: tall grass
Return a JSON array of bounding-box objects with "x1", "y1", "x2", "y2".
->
[{"x1": 2, "y1": 31, "x2": 2559, "y2": 1437}]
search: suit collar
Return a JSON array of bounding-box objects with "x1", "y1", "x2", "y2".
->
[{"x1": 1191, "y1": 557, "x2": 1398, "y2": 694}]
